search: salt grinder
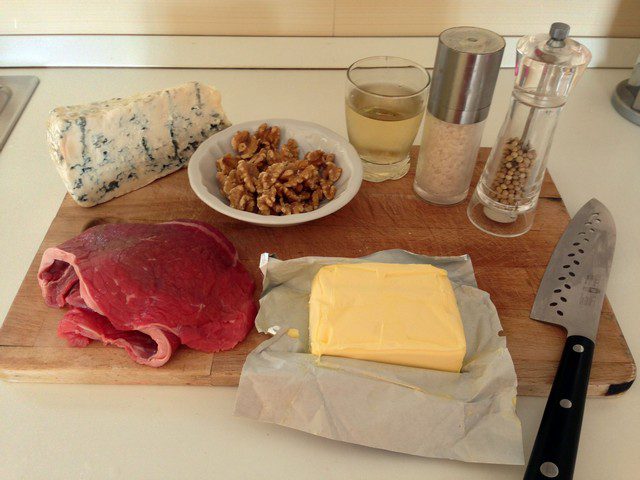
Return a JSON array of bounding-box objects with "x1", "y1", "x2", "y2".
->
[{"x1": 414, "y1": 27, "x2": 504, "y2": 205}]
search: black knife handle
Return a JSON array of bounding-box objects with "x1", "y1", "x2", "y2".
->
[{"x1": 524, "y1": 335, "x2": 595, "y2": 480}]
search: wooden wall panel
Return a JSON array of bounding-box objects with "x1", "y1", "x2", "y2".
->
[
  {"x1": 0, "y1": 0, "x2": 335, "y2": 36},
  {"x1": 335, "y1": 0, "x2": 640, "y2": 37},
  {"x1": 1, "y1": 0, "x2": 639, "y2": 37}
]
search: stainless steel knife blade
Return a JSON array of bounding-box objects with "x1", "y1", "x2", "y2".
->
[{"x1": 530, "y1": 198, "x2": 616, "y2": 341}]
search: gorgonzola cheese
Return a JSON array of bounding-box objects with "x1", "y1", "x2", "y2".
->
[{"x1": 47, "y1": 82, "x2": 231, "y2": 207}]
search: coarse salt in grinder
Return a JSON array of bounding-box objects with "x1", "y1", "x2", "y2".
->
[{"x1": 414, "y1": 27, "x2": 505, "y2": 205}]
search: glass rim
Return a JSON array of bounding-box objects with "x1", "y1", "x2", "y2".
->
[{"x1": 346, "y1": 55, "x2": 431, "y2": 99}]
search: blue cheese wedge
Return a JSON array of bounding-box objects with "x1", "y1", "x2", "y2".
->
[{"x1": 47, "y1": 81, "x2": 231, "y2": 207}]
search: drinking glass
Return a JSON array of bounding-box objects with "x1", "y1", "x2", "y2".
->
[{"x1": 345, "y1": 56, "x2": 430, "y2": 182}]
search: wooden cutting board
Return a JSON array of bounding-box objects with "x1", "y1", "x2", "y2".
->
[{"x1": 0, "y1": 148, "x2": 635, "y2": 396}]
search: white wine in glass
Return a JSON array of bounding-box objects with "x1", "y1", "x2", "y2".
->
[{"x1": 345, "y1": 57, "x2": 430, "y2": 182}]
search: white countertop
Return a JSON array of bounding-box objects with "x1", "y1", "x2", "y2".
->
[{"x1": 0, "y1": 67, "x2": 638, "y2": 479}]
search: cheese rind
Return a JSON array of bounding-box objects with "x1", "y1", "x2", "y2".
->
[
  {"x1": 47, "y1": 82, "x2": 231, "y2": 207},
  {"x1": 309, "y1": 263, "x2": 466, "y2": 372}
]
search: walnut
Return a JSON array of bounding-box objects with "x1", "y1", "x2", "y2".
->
[
  {"x1": 256, "y1": 172, "x2": 268, "y2": 193},
  {"x1": 322, "y1": 162, "x2": 342, "y2": 183},
  {"x1": 304, "y1": 149, "x2": 333, "y2": 166},
  {"x1": 216, "y1": 154, "x2": 238, "y2": 175},
  {"x1": 256, "y1": 123, "x2": 281, "y2": 148},
  {"x1": 260, "y1": 163, "x2": 287, "y2": 190},
  {"x1": 236, "y1": 160, "x2": 258, "y2": 193},
  {"x1": 321, "y1": 179, "x2": 337, "y2": 200},
  {"x1": 231, "y1": 131, "x2": 259, "y2": 159},
  {"x1": 266, "y1": 148, "x2": 284, "y2": 165},
  {"x1": 249, "y1": 150, "x2": 268, "y2": 170},
  {"x1": 281, "y1": 138, "x2": 299, "y2": 160},
  {"x1": 280, "y1": 160, "x2": 311, "y2": 185},
  {"x1": 302, "y1": 166, "x2": 320, "y2": 190},
  {"x1": 273, "y1": 197, "x2": 289, "y2": 215},
  {"x1": 279, "y1": 168, "x2": 296, "y2": 183},
  {"x1": 215, "y1": 124, "x2": 342, "y2": 216},
  {"x1": 290, "y1": 159, "x2": 310, "y2": 170},
  {"x1": 311, "y1": 188, "x2": 323, "y2": 208},
  {"x1": 257, "y1": 200, "x2": 271, "y2": 215},
  {"x1": 221, "y1": 170, "x2": 239, "y2": 195},
  {"x1": 304, "y1": 149, "x2": 323, "y2": 166},
  {"x1": 281, "y1": 185, "x2": 310, "y2": 203},
  {"x1": 301, "y1": 164, "x2": 318, "y2": 180},
  {"x1": 257, "y1": 186, "x2": 277, "y2": 215},
  {"x1": 282, "y1": 165, "x2": 315, "y2": 189},
  {"x1": 216, "y1": 171, "x2": 226, "y2": 186},
  {"x1": 274, "y1": 201, "x2": 303, "y2": 215},
  {"x1": 228, "y1": 185, "x2": 255, "y2": 212},
  {"x1": 290, "y1": 202, "x2": 305, "y2": 214}
]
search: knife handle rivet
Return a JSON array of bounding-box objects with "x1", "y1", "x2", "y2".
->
[
  {"x1": 560, "y1": 398, "x2": 572, "y2": 408},
  {"x1": 573, "y1": 344, "x2": 585, "y2": 353},
  {"x1": 540, "y1": 461, "x2": 559, "y2": 478}
]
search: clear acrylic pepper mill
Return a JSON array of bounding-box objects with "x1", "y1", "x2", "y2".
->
[{"x1": 467, "y1": 23, "x2": 591, "y2": 237}]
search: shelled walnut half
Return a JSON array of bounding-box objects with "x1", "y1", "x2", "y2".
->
[{"x1": 215, "y1": 124, "x2": 342, "y2": 215}]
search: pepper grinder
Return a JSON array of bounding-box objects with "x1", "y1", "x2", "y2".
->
[{"x1": 467, "y1": 23, "x2": 591, "y2": 237}]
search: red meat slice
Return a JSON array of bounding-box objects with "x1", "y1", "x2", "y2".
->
[{"x1": 38, "y1": 220, "x2": 257, "y2": 367}]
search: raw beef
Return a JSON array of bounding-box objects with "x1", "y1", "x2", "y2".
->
[{"x1": 38, "y1": 220, "x2": 257, "y2": 367}]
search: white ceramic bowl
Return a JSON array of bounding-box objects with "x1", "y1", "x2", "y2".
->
[{"x1": 188, "y1": 119, "x2": 363, "y2": 226}]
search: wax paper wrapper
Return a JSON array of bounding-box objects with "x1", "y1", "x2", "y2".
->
[{"x1": 234, "y1": 250, "x2": 524, "y2": 465}]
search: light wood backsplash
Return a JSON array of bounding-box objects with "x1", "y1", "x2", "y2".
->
[
  {"x1": 2, "y1": 0, "x2": 639, "y2": 37},
  {"x1": 0, "y1": 0, "x2": 335, "y2": 36},
  {"x1": 335, "y1": 0, "x2": 640, "y2": 37}
]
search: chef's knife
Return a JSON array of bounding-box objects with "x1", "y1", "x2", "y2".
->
[{"x1": 524, "y1": 198, "x2": 616, "y2": 480}]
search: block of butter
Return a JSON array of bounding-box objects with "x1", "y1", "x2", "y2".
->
[{"x1": 309, "y1": 263, "x2": 466, "y2": 372}]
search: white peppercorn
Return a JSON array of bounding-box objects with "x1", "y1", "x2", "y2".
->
[{"x1": 488, "y1": 137, "x2": 537, "y2": 206}]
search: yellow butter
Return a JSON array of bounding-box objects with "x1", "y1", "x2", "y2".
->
[{"x1": 309, "y1": 263, "x2": 466, "y2": 373}]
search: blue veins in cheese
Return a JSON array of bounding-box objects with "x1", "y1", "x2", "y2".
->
[{"x1": 47, "y1": 81, "x2": 231, "y2": 207}]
